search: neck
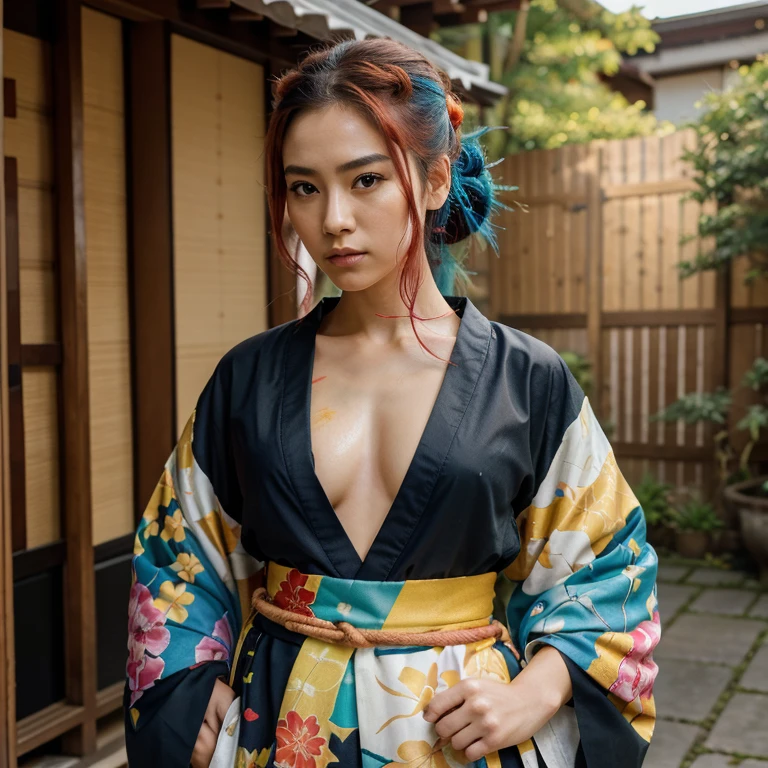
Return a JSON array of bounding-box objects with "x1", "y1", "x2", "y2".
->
[{"x1": 319, "y1": 263, "x2": 459, "y2": 346}]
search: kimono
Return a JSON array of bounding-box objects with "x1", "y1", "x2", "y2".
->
[{"x1": 125, "y1": 295, "x2": 660, "y2": 768}]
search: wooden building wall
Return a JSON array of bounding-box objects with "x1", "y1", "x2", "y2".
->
[{"x1": 2, "y1": 3, "x2": 277, "y2": 759}]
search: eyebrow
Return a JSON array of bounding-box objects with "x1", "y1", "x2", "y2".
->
[{"x1": 284, "y1": 153, "x2": 391, "y2": 177}]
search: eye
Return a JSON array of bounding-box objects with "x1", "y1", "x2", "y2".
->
[
  {"x1": 354, "y1": 173, "x2": 382, "y2": 190},
  {"x1": 289, "y1": 182, "x2": 317, "y2": 197}
]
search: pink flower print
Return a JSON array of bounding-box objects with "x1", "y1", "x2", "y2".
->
[
  {"x1": 610, "y1": 611, "x2": 661, "y2": 702},
  {"x1": 273, "y1": 570, "x2": 316, "y2": 617},
  {"x1": 127, "y1": 582, "x2": 170, "y2": 662},
  {"x1": 194, "y1": 636, "x2": 230, "y2": 663},
  {"x1": 127, "y1": 653, "x2": 165, "y2": 706},
  {"x1": 213, "y1": 616, "x2": 233, "y2": 649},
  {"x1": 194, "y1": 615, "x2": 233, "y2": 663}
]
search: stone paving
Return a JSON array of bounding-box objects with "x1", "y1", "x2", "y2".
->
[{"x1": 645, "y1": 560, "x2": 768, "y2": 768}]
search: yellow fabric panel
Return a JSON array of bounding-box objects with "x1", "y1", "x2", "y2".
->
[
  {"x1": 383, "y1": 572, "x2": 497, "y2": 632},
  {"x1": 505, "y1": 451, "x2": 638, "y2": 583}
]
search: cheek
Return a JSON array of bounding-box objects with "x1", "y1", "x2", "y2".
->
[
  {"x1": 366, "y1": 187, "x2": 412, "y2": 238},
  {"x1": 286, "y1": 202, "x2": 318, "y2": 244}
]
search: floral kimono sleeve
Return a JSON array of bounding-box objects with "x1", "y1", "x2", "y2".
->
[
  {"x1": 124, "y1": 360, "x2": 262, "y2": 767},
  {"x1": 499, "y1": 356, "x2": 660, "y2": 768}
]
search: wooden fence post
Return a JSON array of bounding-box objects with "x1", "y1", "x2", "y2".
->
[
  {"x1": 713, "y1": 249, "x2": 731, "y2": 392},
  {"x1": 587, "y1": 144, "x2": 604, "y2": 419}
]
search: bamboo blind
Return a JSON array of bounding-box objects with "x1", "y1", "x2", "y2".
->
[
  {"x1": 82, "y1": 7, "x2": 135, "y2": 545},
  {"x1": 4, "y1": 30, "x2": 60, "y2": 548},
  {"x1": 171, "y1": 35, "x2": 268, "y2": 436}
]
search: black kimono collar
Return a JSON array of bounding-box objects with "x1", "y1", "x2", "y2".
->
[{"x1": 281, "y1": 295, "x2": 493, "y2": 580}]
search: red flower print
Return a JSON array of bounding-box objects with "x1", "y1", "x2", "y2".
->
[
  {"x1": 274, "y1": 711, "x2": 326, "y2": 768},
  {"x1": 273, "y1": 570, "x2": 316, "y2": 617},
  {"x1": 243, "y1": 708, "x2": 259, "y2": 722},
  {"x1": 127, "y1": 582, "x2": 170, "y2": 662},
  {"x1": 610, "y1": 610, "x2": 661, "y2": 702}
]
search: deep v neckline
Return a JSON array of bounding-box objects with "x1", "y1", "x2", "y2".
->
[
  {"x1": 307, "y1": 301, "x2": 462, "y2": 567},
  {"x1": 281, "y1": 295, "x2": 492, "y2": 580}
]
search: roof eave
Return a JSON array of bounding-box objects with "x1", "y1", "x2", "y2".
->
[{"x1": 231, "y1": 0, "x2": 507, "y2": 103}]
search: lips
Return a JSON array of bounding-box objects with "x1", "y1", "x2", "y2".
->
[{"x1": 327, "y1": 252, "x2": 365, "y2": 266}]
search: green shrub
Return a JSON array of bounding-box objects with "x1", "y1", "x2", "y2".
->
[
  {"x1": 670, "y1": 497, "x2": 724, "y2": 533},
  {"x1": 633, "y1": 473, "x2": 673, "y2": 527},
  {"x1": 680, "y1": 56, "x2": 768, "y2": 284}
]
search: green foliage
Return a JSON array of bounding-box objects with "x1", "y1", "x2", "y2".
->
[
  {"x1": 650, "y1": 389, "x2": 731, "y2": 426},
  {"x1": 433, "y1": 0, "x2": 668, "y2": 155},
  {"x1": 742, "y1": 356, "x2": 768, "y2": 391},
  {"x1": 632, "y1": 473, "x2": 673, "y2": 527},
  {"x1": 560, "y1": 350, "x2": 592, "y2": 396},
  {"x1": 669, "y1": 496, "x2": 724, "y2": 533},
  {"x1": 736, "y1": 404, "x2": 768, "y2": 444},
  {"x1": 679, "y1": 57, "x2": 768, "y2": 284},
  {"x1": 652, "y1": 357, "x2": 768, "y2": 487}
]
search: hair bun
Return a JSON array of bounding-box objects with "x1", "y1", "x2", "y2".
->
[{"x1": 436, "y1": 141, "x2": 493, "y2": 245}]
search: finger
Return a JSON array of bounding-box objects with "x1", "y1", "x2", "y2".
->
[
  {"x1": 432, "y1": 704, "x2": 473, "y2": 740},
  {"x1": 424, "y1": 680, "x2": 474, "y2": 722},
  {"x1": 450, "y1": 720, "x2": 487, "y2": 753},
  {"x1": 191, "y1": 721, "x2": 218, "y2": 768},
  {"x1": 465, "y1": 738, "x2": 494, "y2": 762},
  {"x1": 214, "y1": 683, "x2": 236, "y2": 722}
]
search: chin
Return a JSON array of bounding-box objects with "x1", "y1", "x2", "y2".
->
[
  {"x1": 325, "y1": 275, "x2": 376, "y2": 293},
  {"x1": 323, "y1": 268, "x2": 392, "y2": 294}
]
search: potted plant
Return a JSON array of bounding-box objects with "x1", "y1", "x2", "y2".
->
[
  {"x1": 650, "y1": 359, "x2": 768, "y2": 546},
  {"x1": 669, "y1": 494, "x2": 724, "y2": 560},
  {"x1": 632, "y1": 473, "x2": 674, "y2": 549},
  {"x1": 722, "y1": 361, "x2": 768, "y2": 583}
]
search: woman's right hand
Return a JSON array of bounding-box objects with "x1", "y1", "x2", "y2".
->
[{"x1": 191, "y1": 678, "x2": 237, "y2": 768}]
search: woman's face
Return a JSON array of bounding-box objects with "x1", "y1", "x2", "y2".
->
[{"x1": 282, "y1": 103, "x2": 448, "y2": 293}]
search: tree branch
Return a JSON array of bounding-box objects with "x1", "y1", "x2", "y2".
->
[{"x1": 555, "y1": 0, "x2": 604, "y2": 23}]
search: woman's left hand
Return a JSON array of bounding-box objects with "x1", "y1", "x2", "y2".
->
[{"x1": 422, "y1": 645, "x2": 572, "y2": 761}]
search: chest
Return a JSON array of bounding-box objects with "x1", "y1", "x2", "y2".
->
[{"x1": 309, "y1": 335, "x2": 453, "y2": 512}]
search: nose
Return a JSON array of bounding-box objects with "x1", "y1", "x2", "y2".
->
[{"x1": 322, "y1": 187, "x2": 355, "y2": 236}]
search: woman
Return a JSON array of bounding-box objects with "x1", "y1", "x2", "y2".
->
[{"x1": 125, "y1": 38, "x2": 660, "y2": 768}]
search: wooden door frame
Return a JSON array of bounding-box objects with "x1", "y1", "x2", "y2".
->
[
  {"x1": 0, "y1": 4, "x2": 18, "y2": 766},
  {"x1": 54, "y1": 0, "x2": 98, "y2": 754}
]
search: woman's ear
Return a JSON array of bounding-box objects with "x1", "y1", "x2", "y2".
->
[{"x1": 426, "y1": 154, "x2": 452, "y2": 211}]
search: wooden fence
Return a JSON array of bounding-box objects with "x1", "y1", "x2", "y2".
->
[{"x1": 471, "y1": 130, "x2": 768, "y2": 495}]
